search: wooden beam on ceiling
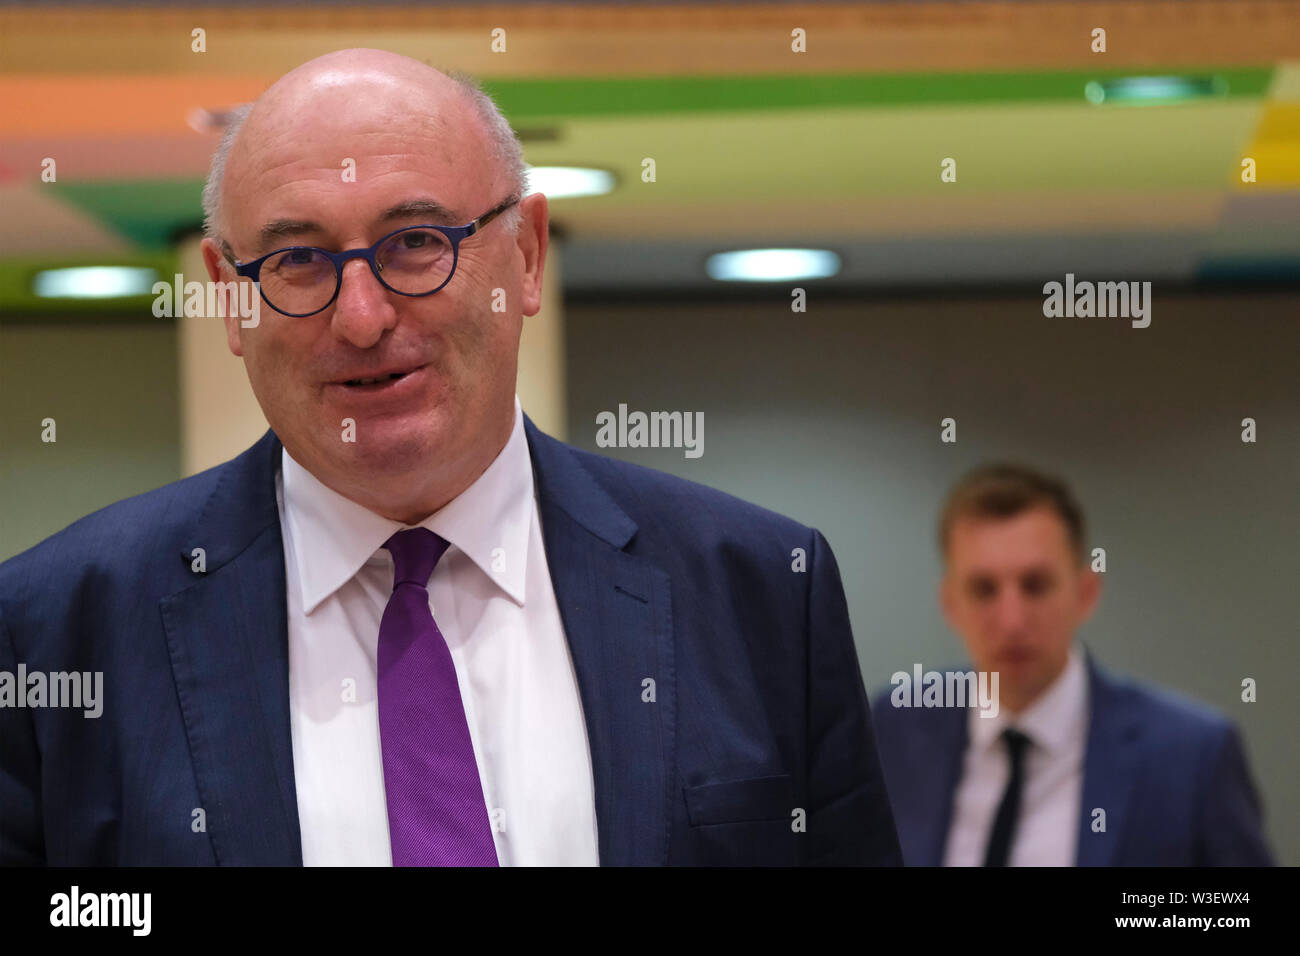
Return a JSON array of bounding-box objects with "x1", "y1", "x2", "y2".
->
[{"x1": 0, "y1": 2, "x2": 1297, "y2": 77}]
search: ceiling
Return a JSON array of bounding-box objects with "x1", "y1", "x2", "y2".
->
[{"x1": 1, "y1": 1, "x2": 1298, "y2": 309}]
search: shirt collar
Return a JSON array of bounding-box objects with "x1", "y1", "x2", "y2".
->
[
  {"x1": 967, "y1": 642, "x2": 1088, "y2": 755},
  {"x1": 282, "y1": 396, "x2": 533, "y2": 614}
]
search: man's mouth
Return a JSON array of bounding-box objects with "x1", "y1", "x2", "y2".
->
[
  {"x1": 344, "y1": 371, "x2": 410, "y2": 387},
  {"x1": 336, "y1": 365, "x2": 426, "y2": 388}
]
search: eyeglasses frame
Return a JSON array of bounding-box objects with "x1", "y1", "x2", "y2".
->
[{"x1": 220, "y1": 195, "x2": 520, "y2": 318}]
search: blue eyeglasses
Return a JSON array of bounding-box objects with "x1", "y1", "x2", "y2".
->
[{"x1": 221, "y1": 196, "x2": 519, "y2": 317}]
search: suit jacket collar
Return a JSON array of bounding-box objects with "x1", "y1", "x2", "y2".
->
[
  {"x1": 161, "y1": 419, "x2": 676, "y2": 866},
  {"x1": 523, "y1": 416, "x2": 677, "y2": 865},
  {"x1": 161, "y1": 428, "x2": 300, "y2": 864},
  {"x1": 910, "y1": 705, "x2": 968, "y2": 866},
  {"x1": 522, "y1": 416, "x2": 636, "y2": 549},
  {"x1": 1076, "y1": 645, "x2": 1143, "y2": 866}
]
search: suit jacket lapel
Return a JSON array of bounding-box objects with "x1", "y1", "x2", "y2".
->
[
  {"x1": 916, "y1": 706, "x2": 968, "y2": 866},
  {"x1": 525, "y1": 416, "x2": 676, "y2": 866},
  {"x1": 160, "y1": 430, "x2": 303, "y2": 865},
  {"x1": 1076, "y1": 649, "x2": 1141, "y2": 866}
]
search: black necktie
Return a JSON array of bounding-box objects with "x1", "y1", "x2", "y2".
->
[{"x1": 983, "y1": 727, "x2": 1032, "y2": 867}]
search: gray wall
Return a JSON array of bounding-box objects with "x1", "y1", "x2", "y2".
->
[
  {"x1": 564, "y1": 290, "x2": 1300, "y2": 864},
  {"x1": 0, "y1": 323, "x2": 180, "y2": 561}
]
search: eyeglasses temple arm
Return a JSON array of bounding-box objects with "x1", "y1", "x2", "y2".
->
[
  {"x1": 218, "y1": 239, "x2": 239, "y2": 268},
  {"x1": 475, "y1": 195, "x2": 521, "y2": 230}
]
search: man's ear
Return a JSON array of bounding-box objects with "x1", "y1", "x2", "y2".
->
[
  {"x1": 515, "y1": 192, "x2": 549, "y2": 318},
  {"x1": 200, "y1": 237, "x2": 245, "y2": 357}
]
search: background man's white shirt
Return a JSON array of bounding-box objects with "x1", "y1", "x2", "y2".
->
[
  {"x1": 278, "y1": 397, "x2": 599, "y2": 865},
  {"x1": 942, "y1": 643, "x2": 1088, "y2": 866}
]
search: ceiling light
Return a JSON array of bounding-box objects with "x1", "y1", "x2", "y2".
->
[
  {"x1": 524, "y1": 166, "x2": 615, "y2": 199},
  {"x1": 32, "y1": 266, "x2": 160, "y2": 299},
  {"x1": 1084, "y1": 75, "x2": 1226, "y2": 105},
  {"x1": 706, "y1": 248, "x2": 841, "y2": 282}
]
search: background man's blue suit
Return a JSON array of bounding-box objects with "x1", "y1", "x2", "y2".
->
[
  {"x1": 870, "y1": 652, "x2": 1274, "y2": 866},
  {"x1": 0, "y1": 419, "x2": 902, "y2": 865}
]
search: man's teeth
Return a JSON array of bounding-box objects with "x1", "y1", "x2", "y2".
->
[{"x1": 345, "y1": 372, "x2": 407, "y2": 386}]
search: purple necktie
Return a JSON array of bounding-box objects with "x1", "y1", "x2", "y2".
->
[{"x1": 377, "y1": 528, "x2": 499, "y2": 866}]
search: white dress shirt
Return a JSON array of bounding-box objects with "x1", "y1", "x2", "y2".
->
[
  {"x1": 942, "y1": 643, "x2": 1089, "y2": 866},
  {"x1": 277, "y1": 397, "x2": 600, "y2": 866}
]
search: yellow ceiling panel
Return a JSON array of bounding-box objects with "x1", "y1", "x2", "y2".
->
[
  {"x1": 551, "y1": 191, "x2": 1227, "y2": 240},
  {"x1": 1239, "y1": 104, "x2": 1300, "y2": 186},
  {"x1": 527, "y1": 101, "x2": 1262, "y2": 202}
]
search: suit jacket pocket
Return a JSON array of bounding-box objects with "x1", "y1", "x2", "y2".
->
[{"x1": 684, "y1": 773, "x2": 795, "y2": 826}]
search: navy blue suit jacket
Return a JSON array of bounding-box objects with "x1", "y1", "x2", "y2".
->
[
  {"x1": 870, "y1": 651, "x2": 1274, "y2": 866},
  {"x1": 0, "y1": 418, "x2": 902, "y2": 866}
]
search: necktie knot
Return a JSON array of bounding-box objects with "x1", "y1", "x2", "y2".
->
[
  {"x1": 383, "y1": 527, "x2": 450, "y2": 589},
  {"x1": 1003, "y1": 727, "x2": 1032, "y2": 766}
]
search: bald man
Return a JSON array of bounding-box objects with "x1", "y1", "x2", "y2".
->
[{"x1": 0, "y1": 50, "x2": 901, "y2": 867}]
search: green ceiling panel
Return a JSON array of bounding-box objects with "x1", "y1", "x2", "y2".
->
[
  {"x1": 49, "y1": 179, "x2": 206, "y2": 249},
  {"x1": 483, "y1": 66, "x2": 1274, "y2": 120}
]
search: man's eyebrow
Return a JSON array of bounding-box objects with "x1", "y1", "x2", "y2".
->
[
  {"x1": 250, "y1": 200, "x2": 463, "y2": 255},
  {"x1": 378, "y1": 199, "x2": 462, "y2": 225},
  {"x1": 256, "y1": 219, "x2": 323, "y2": 251}
]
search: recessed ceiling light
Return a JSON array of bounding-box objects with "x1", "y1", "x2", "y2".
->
[
  {"x1": 524, "y1": 166, "x2": 615, "y2": 199},
  {"x1": 1084, "y1": 75, "x2": 1226, "y2": 105},
  {"x1": 32, "y1": 266, "x2": 160, "y2": 299},
  {"x1": 706, "y1": 248, "x2": 841, "y2": 282}
]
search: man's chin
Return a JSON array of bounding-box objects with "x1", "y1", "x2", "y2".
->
[
  {"x1": 345, "y1": 420, "x2": 441, "y2": 466},
  {"x1": 293, "y1": 406, "x2": 443, "y2": 471},
  {"x1": 988, "y1": 656, "x2": 1038, "y2": 694}
]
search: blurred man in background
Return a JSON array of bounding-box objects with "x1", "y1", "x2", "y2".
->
[{"x1": 871, "y1": 463, "x2": 1274, "y2": 866}]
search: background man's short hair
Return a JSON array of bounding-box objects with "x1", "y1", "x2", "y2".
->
[
  {"x1": 938, "y1": 463, "x2": 1088, "y2": 562},
  {"x1": 201, "y1": 66, "x2": 527, "y2": 242}
]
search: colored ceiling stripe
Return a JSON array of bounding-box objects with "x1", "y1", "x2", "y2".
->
[
  {"x1": 49, "y1": 180, "x2": 206, "y2": 248},
  {"x1": 0, "y1": 67, "x2": 1274, "y2": 139},
  {"x1": 1238, "y1": 104, "x2": 1300, "y2": 186},
  {"x1": 0, "y1": 76, "x2": 273, "y2": 136},
  {"x1": 484, "y1": 67, "x2": 1273, "y2": 119}
]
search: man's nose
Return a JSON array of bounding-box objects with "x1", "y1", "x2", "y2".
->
[
  {"x1": 330, "y1": 258, "x2": 398, "y2": 348},
  {"x1": 991, "y1": 588, "x2": 1031, "y2": 635}
]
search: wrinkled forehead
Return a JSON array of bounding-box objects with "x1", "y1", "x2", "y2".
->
[{"x1": 224, "y1": 71, "x2": 496, "y2": 231}]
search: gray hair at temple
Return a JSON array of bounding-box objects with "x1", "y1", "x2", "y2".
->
[{"x1": 201, "y1": 68, "x2": 527, "y2": 245}]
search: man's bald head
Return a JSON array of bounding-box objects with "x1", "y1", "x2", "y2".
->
[{"x1": 202, "y1": 49, "x2": 525, "y2": 242}]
